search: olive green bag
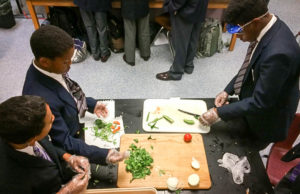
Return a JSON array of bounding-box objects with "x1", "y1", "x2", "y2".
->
[{"x1": 197, "y1": 18, "x2": 223, "y2": 57}]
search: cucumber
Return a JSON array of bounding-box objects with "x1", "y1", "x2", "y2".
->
[
  {"x1": 184, "y1": 119, "x2": 195, "y2": 125},
  {"x1": 163, "y1": 115, "x2": 174, "y2": 124}
]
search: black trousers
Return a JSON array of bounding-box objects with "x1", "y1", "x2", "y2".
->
[{"x1": 169, "y1": 14, "x2": 202, "y2": 79}]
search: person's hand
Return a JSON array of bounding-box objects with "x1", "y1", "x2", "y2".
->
[
  {"x1": 67, "y1": 155, "x2": 90, "y2": 174},
  {"x1": 106, "y1": 149, "x2": 130, "y2": 164},
  {"x1": 57, "y1": 173, "x2": 89, "y2": 194},
  {"x1": 94, "y1": 101, "x2": 108, "y2": 118},
  {"x1": 215, "y1": 91, "x2": 229, "y2": 107},
  {"x1": 199, "y1": 108, "x2": 220, "y2": 126}
]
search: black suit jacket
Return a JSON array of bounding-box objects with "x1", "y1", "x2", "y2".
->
[
  {"x1": 218, "y1": 18, "x2": 300, "y2": 143},
  {"x1": 22, "y1": 64, "x2": 109, "y2": 164},
  {"x1": 121, "y1": 0, "x2": 149, "y2": 20},
  {"x1": 164, "y1": 0, "x2": 208, "y2": 23},
  {"x1": 73, "y1": 0, "x2": 111, "y2": 12},
  {"x1": 0, "y1": 137, "x2": 73, "y2": 194}
]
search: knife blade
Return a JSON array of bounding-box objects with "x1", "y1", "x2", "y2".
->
[{"x1": 178, "y1": 109, "x2": 201, "y2": 119}]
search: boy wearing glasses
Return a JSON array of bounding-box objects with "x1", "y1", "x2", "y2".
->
[
  {"x1": 22, "y1": 25, "x2": 127, "y2": 167},
  {"x1": 199, "y1": 0, "x2": 300, "y2": 150}
]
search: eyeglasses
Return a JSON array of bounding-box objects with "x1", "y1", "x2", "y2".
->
[{"x1": 226, "y1": 12, "x2": 269, "y2": 34}]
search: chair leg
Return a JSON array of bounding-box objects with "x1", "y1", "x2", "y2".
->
[
  {"x1": 151, "y1": 26, "x2": 164, "y2": 46},
  {"x1": 229, "y1": 33, "x2": 237, "y2": 51}
]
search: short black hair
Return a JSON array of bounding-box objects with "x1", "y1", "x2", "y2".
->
[
  {"x1": 30, "y1": 25, "x2": 74, "y2": 60},
  {"x1": 223, "y1": 0, "x2": 268, "y2": 25},
  {"x1": 0, "y1": 95, "x2": 47, "y2": 144}
]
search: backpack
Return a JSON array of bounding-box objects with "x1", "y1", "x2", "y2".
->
[
  {"x1": 49, "y1": 7, "x2": 87, "y2": 40},
  {"x1": 197, "y1": 18, "x2": 223, "y2": 57},
  {"x1": 107, "y1": 14, "x2": 124, "y2": 53},
  {"x1": 0, "y1": 0, "x2": 15, "y2": 28}
]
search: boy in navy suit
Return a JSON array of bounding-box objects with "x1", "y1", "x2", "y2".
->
[
  {"x1": 199, "y1": 0, "x2": 300, "y2": 150},
  {"x1": 23, "y1": 25, "x2": 127, "y2": 166},
  {"x1": 0, "y1": 95, "x2": 90, "y2": 194}
]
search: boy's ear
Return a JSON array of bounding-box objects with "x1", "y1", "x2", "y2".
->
[{"x1": 38, "y1": 57, "x2": 51, "y2": 69}]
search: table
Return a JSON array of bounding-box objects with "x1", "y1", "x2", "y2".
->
[
  {"x1": 25, "y1": 0, "x2": 237, "y2": 51},
  {"x1": 26, "y1": 0, "x2": 228, "y2": 29},
  {"x1": 89, "y1": 99, "x2": 274, "y2": 194}
]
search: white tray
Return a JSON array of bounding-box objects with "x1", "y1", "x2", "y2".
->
[{"x1": 142, "y1": 99, "x2": 210, "y2": 133}]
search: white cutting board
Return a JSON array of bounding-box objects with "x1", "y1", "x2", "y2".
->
[{"x1": 142, "y1": 99, "x2": 210, "y2": 133}]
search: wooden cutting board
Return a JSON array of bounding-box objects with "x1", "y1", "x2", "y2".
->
[
  {"x1": 142, "y1": 99, "x2": 210, "y2": 133},
  {"x1": 117, "y1": 134, "x2": 211, "y2": 190}
]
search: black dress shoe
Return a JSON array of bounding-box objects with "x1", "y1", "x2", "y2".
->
[
  {"x1": 184, "y1": 69, "x2": 193, "y2": 74},
  {"x1": 156, "y1": 71, "x2": 181, "y2": 81},
  {"x1": 123, "y1": 55, "x2": 135, "y2": 66},
  {"x1": 100, "y1": 51, "x2": 111, "y2": 62},
  {"x1": 141, "y1": 56, "x2": 150, "y2": 61}
]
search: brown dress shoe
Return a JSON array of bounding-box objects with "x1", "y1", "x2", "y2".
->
[
  {"x1": 156, "y1": 71, "x2": 181, "y2": 81},
  {"x1": 100, "y1": 51, "x2": 111, "y2": 62}
]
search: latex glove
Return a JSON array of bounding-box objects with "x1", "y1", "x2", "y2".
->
[
  {"x1": 67, "y1": 155, "x2": 90, "y2": 174},
  {"x1": 215, "y1": 91, "x2": 229, "y2": 107},
  {"x1": 199, "y1": 108, "x2": 220, "y2": 126},
  {"x1": 217, "y1": 153, "x2": 250, "y2": 184},
  {"x1": 106, "y1": 149, "x2": 130, "y2": 164},
  {"x1": 57, "y1": 173, "x2": 89, "y2": 194},
  {"x1": 94, "y1": 101, "x2": 108, "y2": 118}
]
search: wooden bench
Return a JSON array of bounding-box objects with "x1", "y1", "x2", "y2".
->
[{"x1": 26, "y1": 0, "x2": 236, "y2": 51}]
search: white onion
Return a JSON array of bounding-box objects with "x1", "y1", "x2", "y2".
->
[
  {"x1": 188, "y1": 174, "x2": 200, "y2": 186},
  {"x1": 167, "y1": 177, "x2": 179, "y2": 191},
  {"x1": 191, "y1": 157, "x2": 200, "y2": 169}
]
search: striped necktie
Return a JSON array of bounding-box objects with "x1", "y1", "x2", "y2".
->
[
  {"x1": 63, "y1": 73, "x2": 88, "y2": 118},
  {"x1": 33, "y1": 145, "x2": 53, "y2": 162},
  {"x1": 288, "y1": 162, "x2": 300, "y2": 182},
  {"x1": 233, "y1": 41, "x2": 258, "y2": 95}
]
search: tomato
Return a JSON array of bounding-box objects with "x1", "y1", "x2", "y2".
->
[{"x1": 184, "y1": 133, "x2": 192, "y2": 142}]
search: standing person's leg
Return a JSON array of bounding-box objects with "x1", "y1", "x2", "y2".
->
[
  {"x1": 137, "y1": 14, "x2": 151, "y2": 61},
  {"x1": 123, "y1": 18, "x2": 136, "y2": 66},
  {"x1": 79, "y1": 9, "x2": 100, "y2": 60},
  {"x1": 184, "y1": 21, "x2": 202, "y2": 74},
  {"x1": 156, "y1": 15, "x2": 193, "y2": 80},
  {"x1": 94, "y1": 11, "x2": 110, "y2": 62}
]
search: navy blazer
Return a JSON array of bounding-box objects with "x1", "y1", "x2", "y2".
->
[
  {"x1": 0, "y1": 137, "x2": 73, "y2": 194},
  {"x1": 22, "y1": 65, "x2": 109, "y2": 164},
  {"x1": 218, "y1": 18, "x2": 300, "y2": 143},
  {"x1": 73, "y1": 0, "x2": 111, "y2": 12},
  {"x1": 164, "y1": 0, "x2": 208, "y2": 23},
  {"x1": 121, "y1": 0, "x2": 149, "y2": 20}
]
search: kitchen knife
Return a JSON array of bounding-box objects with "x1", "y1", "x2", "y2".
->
[{"x1": 178, "y1": 109, "x2": 201, "y2": 119}]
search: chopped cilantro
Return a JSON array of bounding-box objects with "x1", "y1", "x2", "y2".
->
[
  {"x1": 159, "y1": 169, "x2": 165, "y2": 176},
  {"x1": 125, "y1": 143, "x2": 153, "y2": 182}
]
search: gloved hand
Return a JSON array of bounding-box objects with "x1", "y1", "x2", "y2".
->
[
  {"x1": 106, "y1": 149, "x2": 130, "y2": 164},
  {"x1": 67, "y1": 155, "x2": 90, "y2": 174},
  {"x1": 94, "y1": 101, "x2": 108, "y2": 118},
  {"x1": 199, "y1": 108, "x2": 220, "y2": 126},
  {"x1": 57, "y1": 173, "x2": 89, "y2": 194},
  {"x1": 215, "y1": 91, "x2": 229, "y2": 107}
]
